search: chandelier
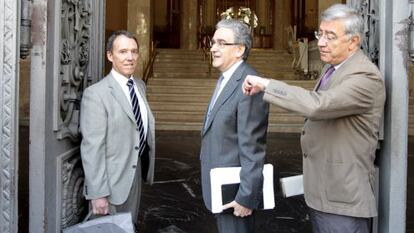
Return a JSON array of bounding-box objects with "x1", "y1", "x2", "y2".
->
[{"x1": 220, "y1": 7, "x2": 258, "y2": 28}]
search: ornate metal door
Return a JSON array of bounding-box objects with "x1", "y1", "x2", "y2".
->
[
  {"x1": 30, "y1": 0, "x2": 105, "y2": 232},
  {"x1": 347, "y1": 0, "x2": 380, "y2": 65}
]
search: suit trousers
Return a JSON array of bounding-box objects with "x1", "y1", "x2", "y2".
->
[
  {"x1": 111, "y1": 156, "x2": 142, "y2": 225},
  {"x1": 309, "y1": 208, "x2": 371, "y2": 233},
  {"x1": 216, "y1": 212, "x2": 255, "y2": 233}
]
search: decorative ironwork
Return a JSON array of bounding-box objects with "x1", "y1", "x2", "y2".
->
[
  {"x1": 61, "y1": 155, "x2": 87, "y2": 229},
  {"x1": 56, "y1": 0, "x2": 92, "y2": 141},
  {"x1": 0, "y1": 0, "x2": 19, "y2": 232},
  {"x1": 348, "y1": 0, "x2": 380, "y2": 65}
]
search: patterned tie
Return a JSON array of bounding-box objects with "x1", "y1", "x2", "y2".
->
[
  {"x1": 127, "y1": 79, "x2": 146, "y2": 156},
  {"x1": 204, "y1": 75, "x2": 224, "y2": 129},
  {"x1": 318, "y1": 66, "x2": 335, "y2": 90}
]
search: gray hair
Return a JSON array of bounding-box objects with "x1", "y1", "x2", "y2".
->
[
  {"x1": 216, "y1": 19, "x2": 252, "y2": 60},
  {"x1": 321, "y1": 4, "x2": 364, "y2": 45}
]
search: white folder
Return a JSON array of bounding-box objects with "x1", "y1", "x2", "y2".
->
[
  {"x1": 210, "y1": 164, "x2": 275, "y2": 213},
  {"x1": 279, "y1": 174, "x2": 304, "y2": 197}
]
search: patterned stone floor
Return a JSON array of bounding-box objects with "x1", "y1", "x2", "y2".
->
[
  {"x1": 137, "y1": 131, "x2": 414, "y2": 233},
  {"x1": 16, "y1": 128, "x2": 414, "y2": 232},
  {"x1": 138, "y1": 131, "x2": 311, "y2": 233}
]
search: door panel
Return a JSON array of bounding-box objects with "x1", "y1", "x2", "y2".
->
[
  {"x1": 29, "y1": 0, "x2": 105, "y2": 232},
  {"x1": 348, "y1": 0, "x2": 379, "y2": 64}
]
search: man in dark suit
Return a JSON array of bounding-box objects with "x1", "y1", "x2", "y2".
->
[
  {"x1": 242, "y1": 4, "x2": 385, "y2": 233},
  {"x1": 200, "y1": 19, "x2": 269, "y2": 233},
  {"x1": 80, "y1": 30, "x2": 155, "y2": 226}
]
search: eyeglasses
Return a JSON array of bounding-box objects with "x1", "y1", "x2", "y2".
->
[
  {"x1": 314, "y1": 30, "x2": 345, "y2": 42},
  {"x1": 209, "y1": 39, "x2": 241, "y2": 48}
]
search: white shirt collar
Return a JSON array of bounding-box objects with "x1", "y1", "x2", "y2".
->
[
  {"x1": 109, "y1": 69, "x2": 149, "y2": 136},
  {"x1": 214, "y1": 60, "x2": 244, "y2": 99},
  {"x1": 111, "y1": 69, "x2": 134, "y2": 86},
  {"x1": 222, "y1": 60, "x2": 243, "y2": 80}
]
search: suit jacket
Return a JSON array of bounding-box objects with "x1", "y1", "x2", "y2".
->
[
  {"x1": 80, "y1": 74, "x2": 155, "y2": 205},
  {"x1": 263, "y1": 50, "x2": 385, "y2": 217},
  {"x1": 200, "y1": 62, "x2": 269, "y2": 211}
]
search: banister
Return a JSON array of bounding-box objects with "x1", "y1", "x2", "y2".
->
[{"x1": 143, "y1": 41, "x2": 159, "y2": 84}]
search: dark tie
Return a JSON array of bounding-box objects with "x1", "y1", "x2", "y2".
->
[
  {"x1": 204, "y1": 75, "x2": 224, "y2": 129},
  {"x1": 127, "y1": 79, "x2": 146, "y2": 156},
  {"x1": 318, "y1": 66, "x2": 335, "y2": 90}
]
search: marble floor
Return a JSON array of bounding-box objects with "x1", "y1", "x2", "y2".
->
[
  {"x1": 137, "y1": 131, "x2": 414, "y2": 233},
  {"x1": 17, "y1": 128, "x2": 414, "y2": 233},
  {"x1": 136, "y1": 131, "x2": 311, "y2": 233}
]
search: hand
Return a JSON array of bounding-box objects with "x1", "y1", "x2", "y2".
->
[
  {"x1": 242, "y1": 75, "x2": 270, "y2": 96},
  {"x1": 222, "y1": 201, "x2": 253, "y2": 218},
  {"x1": 91, "y1": 197, "x2": 109, "y2": 215}
]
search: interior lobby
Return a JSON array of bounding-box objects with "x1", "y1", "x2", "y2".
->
[{"x1": 14, "y1": 0, "x2": 413, "y2": 232}]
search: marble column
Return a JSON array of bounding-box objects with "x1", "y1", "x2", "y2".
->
[
  {"x1": 318, "y1": 0, "x2": 342, "y2": 18},
  {"x1": 273, "y1": 0, "x2": 292, "y2": 49},
  {"x1": 128, "y1": 0, "x2": 151, "y2": 78},
  {"x1": 256, "y1": 0, "x2": 270, "y2": 34},
  {"x1": 205, "y1": 0, "x2": 217, "y2": 33},
  {"x1": 180, "y1": 0, "x2": 198, "y2": 49},
  {"x1": 378, "y1": 0, "x2": 409, "y2": 232}
]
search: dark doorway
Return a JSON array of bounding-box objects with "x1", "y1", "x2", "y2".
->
[
  {"x1": 292, "y1": 0, "x2": 318, "y2": 40},
  {"x1": 153, "y1": 0, "x2": 181, "y2": 48}
]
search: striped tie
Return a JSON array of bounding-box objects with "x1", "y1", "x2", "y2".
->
[{"x1": 127, "y1": 79, "x2": 146, "y2": 156}]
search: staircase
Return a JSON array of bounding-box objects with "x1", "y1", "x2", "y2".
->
[
  {"x1": 248, "y1": 49, "x2": 299, "y2": 80},
  {"x1": 147, "y1": 48, "x2": 316, "y2": 132}
]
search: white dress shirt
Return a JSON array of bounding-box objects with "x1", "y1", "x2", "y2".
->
[
  {"x1": 215, "y1": 60, "x2": 243, "y2": 101},
  {"x1": 111, "y1": 69, "x2": 148, "y2": 136}
]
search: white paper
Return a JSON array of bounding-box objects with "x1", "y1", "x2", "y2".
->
[
  {"x1": 280, "y1": 174, "x2": 304, "y2": 197},
  {"x1": 210, "y1": 164, "x2": 275, "y2": 213}
]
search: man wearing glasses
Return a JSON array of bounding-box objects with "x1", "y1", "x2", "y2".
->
[
  {"x1": 242, "y1": 4, "x2": 385, "y2": 233},
  {"x1": 200, "y1": 19, "x2": 269, "y2": 233}
]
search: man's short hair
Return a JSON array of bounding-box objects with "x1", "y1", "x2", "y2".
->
[
  {"x1": 216, "y1": 19, "x2": 252, "y2": 60},
  {"x1": 321, "y1": 4, "x2": 364, "y2": 45},
  {"x1": 106, "y1": 30, "x2": 139, "y2": 52}
]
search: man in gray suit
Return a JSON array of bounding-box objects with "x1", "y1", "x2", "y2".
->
[
  {"x1": 200, "y1": 19, "x2": 269, "y2": 233},
  {"x1": 80, "y1": 30, "x2": 155, "y2": 226},
  {"x1": 242, "y1": 4, "x2": 385, "y2": 233}
]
